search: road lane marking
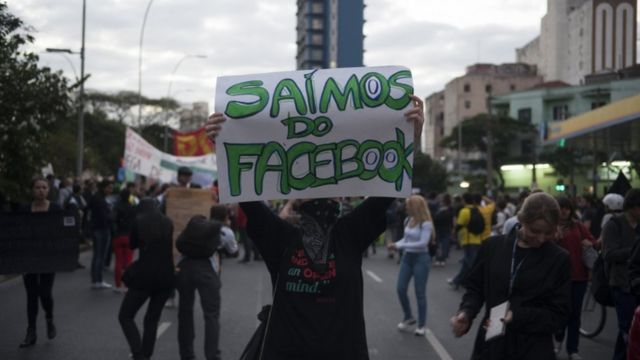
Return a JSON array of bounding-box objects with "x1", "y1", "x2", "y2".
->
[
  {"x1": 424, "y1": 328, "x2": 453, "y2": 360},
  {"x1": 156, "y1": 322, "x2": 171, "y2": 339},
  {"x1": 365, "y1": 270, "x2": 383, "y2": 283}
]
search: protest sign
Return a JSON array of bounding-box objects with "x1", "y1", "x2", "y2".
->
[
  {"x1": 164, "y1": 187, "x2": 216, "y2": 253},
  {"x1": 0, "y1": 211, "x2": 79, "y2": 274},
  {"x1": 214, "y1": 66, "x2": 415, "y2": 203},
  {"x1": 124, "y1": 127, "x2": 217, "y2": 187}
]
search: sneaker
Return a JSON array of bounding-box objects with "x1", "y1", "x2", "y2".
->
[
  {"x1": 112, "y1": 287, "x2": 127, "y2": 294},
  {"x1": 397, "y1": 318, "x2": 416, "y2": 331},
  {"x1": 164, "y1": 297, "x2": 176, "y2": 308},
  {"x1": 91, "y1": 282, "x2": 112, "y2": 289},
  {"x1": 414, "y1": 327, "x2": 426, "y2": 336},
  {"x1": 568, "y1": 353, "x2": 583, "y2": 360},
  {"x1": 553, "y1": 338, "x2": 563, "y2": 354},
  {"x1": 446, "y1": 278, "x2": 459, "y2": 290}
]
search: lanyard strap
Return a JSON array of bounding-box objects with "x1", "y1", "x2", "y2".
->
[{"x1": 509, "y1": 236, "x2": 528, "y2": 297}]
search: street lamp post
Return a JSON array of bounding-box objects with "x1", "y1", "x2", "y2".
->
[
  {"x1": 41, "y1": 51, "x2": 78, "y2": 80},
  {"x1": 163, "y1": 54, "x2": 207, "y2": 153},
  {"x1": 137, "y1": 0, "x2": 155, "y2": 127},
  {"x1": 44, "y1": 0, "x2": 86, "y2": 178}
]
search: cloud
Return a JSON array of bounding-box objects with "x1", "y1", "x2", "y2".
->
[{"x1": 9, "y1": 0, "x2": 558, "y2": 105}]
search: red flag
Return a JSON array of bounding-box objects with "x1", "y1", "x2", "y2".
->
[{"x1": 173, "y1": 127, "x2": 214, "y2": 156}]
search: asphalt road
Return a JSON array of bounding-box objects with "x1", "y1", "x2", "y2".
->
[{"x1": 0, "y1": 246, "x2": 618, "y2": 360}]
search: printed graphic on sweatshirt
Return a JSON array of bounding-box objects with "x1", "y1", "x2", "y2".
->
[{"x1": 285, "y1": 248, "x2": 336, "y2": 297}]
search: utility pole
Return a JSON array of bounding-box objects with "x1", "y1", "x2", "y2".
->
[
  {"x1": 77, "y1": 0, "x2": 86, "y2": 177},
  {"x1": 486, "y1": 92, "x2": 494, "y2": 193}
]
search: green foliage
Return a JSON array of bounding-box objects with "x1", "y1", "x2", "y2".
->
[
  {"x1": 86, "y1": 90, "x2": 179, "y2": 126},
  {"x1": 412, "y1": 152, "x2": 448, "y2": 193},
  {"x1": 440, "y1": 113, "x2": 536, "y2": 188},
  {"x1": 0, "y1": 2, "x2": 71, "y2": 202},
  {"x1": 139, "y1": 123, "x2": 173, "y2": 152}
]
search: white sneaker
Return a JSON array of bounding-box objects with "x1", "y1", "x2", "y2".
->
[
  {"x1": 568, "y1": 353, "x2": 583, "y2": 360},
  {"x1": 92, "y1": 281, "x2": 112, "y2": 289},
  {"x1": 414, "y1": 327, "x2": 426, "y2": 336},
  {"x1": 397, "y1": 318, "x2": 416, "y2": 331}
]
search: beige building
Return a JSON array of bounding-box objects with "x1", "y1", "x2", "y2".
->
[
  {"x1": 179, "y1": 102, "x2": 209, "y2": 131},
  {"x1": 517, "y1": 0, "x2": 637, "y2": 85},
  {"x1": 423, "y1": 63, "x2": 542, "y2": 160}
]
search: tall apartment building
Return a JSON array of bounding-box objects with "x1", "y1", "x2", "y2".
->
[
  {"x1": 517, "y1": 0, "x2": 637, "y2": 85},
  {"x1": 296, "y1": 0, "x2": 364, "y2": 70},
  {"x1": 422, "y1": 63, "x2": 542, "y2": 159}
]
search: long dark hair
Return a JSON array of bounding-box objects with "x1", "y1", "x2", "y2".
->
[{"x1": 556, "y1": 196, "x2": 578, "y2": 221}]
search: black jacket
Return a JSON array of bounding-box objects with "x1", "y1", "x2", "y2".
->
[
  {"x1": 127, "y1": 208, "x2": 175, "y2": 291},
  {"x1": 240, "y1": 197, "x2": 393, "y2": 360},
  {"x1": 458, "y1": 232, "x2": 571, "y2": 360}
]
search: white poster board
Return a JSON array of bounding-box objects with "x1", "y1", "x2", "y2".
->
[
  {"x1": 123, "y1": 128, "x2": 217, "y2": 186},
  {"x1": 214, "y1": 66, "x2": 415, "y2": 203}
]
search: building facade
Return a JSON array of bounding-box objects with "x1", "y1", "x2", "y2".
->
[
  {"x1": 422, "y1": 63, "x2": 542, "y2": 160},
  {"x1": 517, "y1": 0, "x2": 637, "y2": 85},
  {"x1": 296, "y1": 0, "x2": 364, "y2": 70},
  {"x1": 179, "y1": 102, "x2": 209, "y2": 131}
]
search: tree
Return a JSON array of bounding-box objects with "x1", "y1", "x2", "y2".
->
[
  {"x1": 440, "y1": 113, "x2": 536, "y2": 189},
  {"x1": 85, "y1": 90, "x2": 179, "y2": 127},
  {"x1": 412, "y1": 152, "x2": 448, "y2": 194},
  {"x1": 0, "y1": 2, "x2": 70, "y2": 202}
]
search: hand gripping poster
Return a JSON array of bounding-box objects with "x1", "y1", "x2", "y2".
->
[{"x1": 214, "y1": 66, "x2": 415, "y2": 203}]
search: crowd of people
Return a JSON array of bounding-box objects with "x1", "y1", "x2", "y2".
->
[{"x1": 3, "y1": 98, "x2": 639, "y2": 360}]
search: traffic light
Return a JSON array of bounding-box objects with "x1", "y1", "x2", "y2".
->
[{"x1": 555, "y1": 179, "x2": 566, "y2": 192}]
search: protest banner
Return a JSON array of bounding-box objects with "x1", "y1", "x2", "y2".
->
[
  {"x1": 214, "y1": 66, "x2": 415, "y2": 203},
  {"x1": 164, "y1": 187, "x2": 216, "y2": 253},
  {"x1": 0, "y1": 211, "x2": 79, "y2": 274},
  {"x1": 123, "y1": 127, "x2": 217, "y2": 187}
]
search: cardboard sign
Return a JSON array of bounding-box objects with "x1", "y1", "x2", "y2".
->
[
  {"x1": 0, "y1": 211, "x2": 79, "y2": 274},
  {"x1": 164, "y1": 187, "x2": 216, "y2": 251},
  {"x1": 214, "y1": 66, "x2": 415, "y2": 203}
]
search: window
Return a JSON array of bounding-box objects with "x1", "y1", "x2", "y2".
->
[
  {"x1": 510, "y1": 84, "x2": 516, "y2": 91},
  {"x1": 485, "y1": 84, "x2": 493, "y2": 93},
  {"x1": 552, "y1": 105, "x2": 569, "y2": 121},
  {"x1": 463, "y1": 83, "x2": 470, "y2": 93},
  {"x1": 518, "y1": 108, "x2": 532, "y2": 123},
  {"x1": 311, "y1": 49, "x2": 324, "y2": 61},
  {"x1": 310, "y1": 18, "x2": 323, "y2": 30},
  {"x1": 464, "y1": 101, "x2": 471, "y2": 109},
  {"x1": 311, "y1": 2, "x2": 323, "y2": 14},
  {"x1": 310, "y1": 34, "x2": 323, "y2": 45},
  {"x1": 591, "y1": 101, "x2": 607, "y2": 109}
]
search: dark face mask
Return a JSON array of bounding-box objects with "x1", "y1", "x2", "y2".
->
[
  {"x1": 297, "y1": 199, "x2": 340, "y2": 271},
  {"x1": 298, "y1": 199, "x2": 340, "y2": 230}
]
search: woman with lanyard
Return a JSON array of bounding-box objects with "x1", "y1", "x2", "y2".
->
[
  {"x1": 450, "y1": 192, "x2": 571, "y2": 360},
  {"x1": 19, "y1": 177, "x2": 62, "y2": 348}
]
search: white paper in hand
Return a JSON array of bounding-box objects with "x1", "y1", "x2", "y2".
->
[{"x1": 485, "y1": 301, "x2": 510, "y2": 341}]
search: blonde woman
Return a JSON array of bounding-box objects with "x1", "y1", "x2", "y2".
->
[{"x1": 388, "y1": 195, "x2": 435, "y2": 336}]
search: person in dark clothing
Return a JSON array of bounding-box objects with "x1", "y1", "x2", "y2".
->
[
  {"x1": 113, "y1": 188, "x2": 136, "y2": 291},
  {"x1": 450, "y1": 192, "x2": 571, "y2": 360},
  {"x1": 434, "y1": 194, "x2": 454, "y2": 266},
  {"x1": 204, "y1": 95, "x2": 424, "y2": 360},
  {"x1": 602, "y1": 188, "x2": 640, "y2": 360},
  {"x1": 19, "y1": 178, "x2": 62, "y2": 348},
  {"x1": 88, "y1": 180, "x2": 114, "y2": 289},
  {"x1": 65, "y1": 182, "x2": 88, "y2": 269},
  {"x1": 118, "y1": 198, "x2": 175, "y2": 360},
  {"x1": 554, "y1": 196, "x2": 596, "y2": 359}
]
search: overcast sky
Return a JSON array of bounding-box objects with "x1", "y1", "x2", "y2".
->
[{"x1": 10, "y1": 0, "x2": 561, "y2": 110}]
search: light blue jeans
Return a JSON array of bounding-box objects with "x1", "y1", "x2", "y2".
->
[{"x1": 396, "y1": 251, "x2": 431, "y2": 328}]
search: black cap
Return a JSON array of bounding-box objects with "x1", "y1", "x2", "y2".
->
[{"x1": 177, "y1": 166, "x2": 193, "y2": 176}]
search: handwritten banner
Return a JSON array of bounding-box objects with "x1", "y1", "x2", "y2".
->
[
  {"x1": 124, "y1": 127, "x2": 217, "y2": 187},
  {"x1": 214, "y1": 66, "x2": 415, "y2": 203}
]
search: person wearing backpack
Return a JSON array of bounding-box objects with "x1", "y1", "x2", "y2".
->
[
  {"x1": 176, "y1": 210, "x2": 233, "y2": 360},
  {"x1": 448, "y1": 193, "x2": 484, "y2": 289},
  {"x1": 602, "y1": 189, "x2": 640, "y2": 360}
]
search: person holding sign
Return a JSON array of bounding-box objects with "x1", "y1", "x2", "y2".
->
[
  {"x1": 450, "y1": 192, "x2": 570, "y2": 360},
  {"x1": 204, "y1": 94, "x2": 423, "y2": 360},
  {"x1": 19, "y1": 178, "x2": 62, "y2": 348}
]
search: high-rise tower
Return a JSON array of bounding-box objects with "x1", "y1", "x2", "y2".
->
[{"x1": 296, "y1": 0, "x2": 364, "y2": 70}]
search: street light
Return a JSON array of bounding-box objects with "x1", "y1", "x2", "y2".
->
[
  {"x1": 45, "y1": 0, "x2": 86, "y2": 177},
  {"x1": 163, "y1": 55, "x2": 208, "y2": 153},
  {"x1": 137, "y1": 0, "x2": 155, "y2": 127},
  {"x1": 42, "y1": 49, "x2": 79, "y2": 80}
]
